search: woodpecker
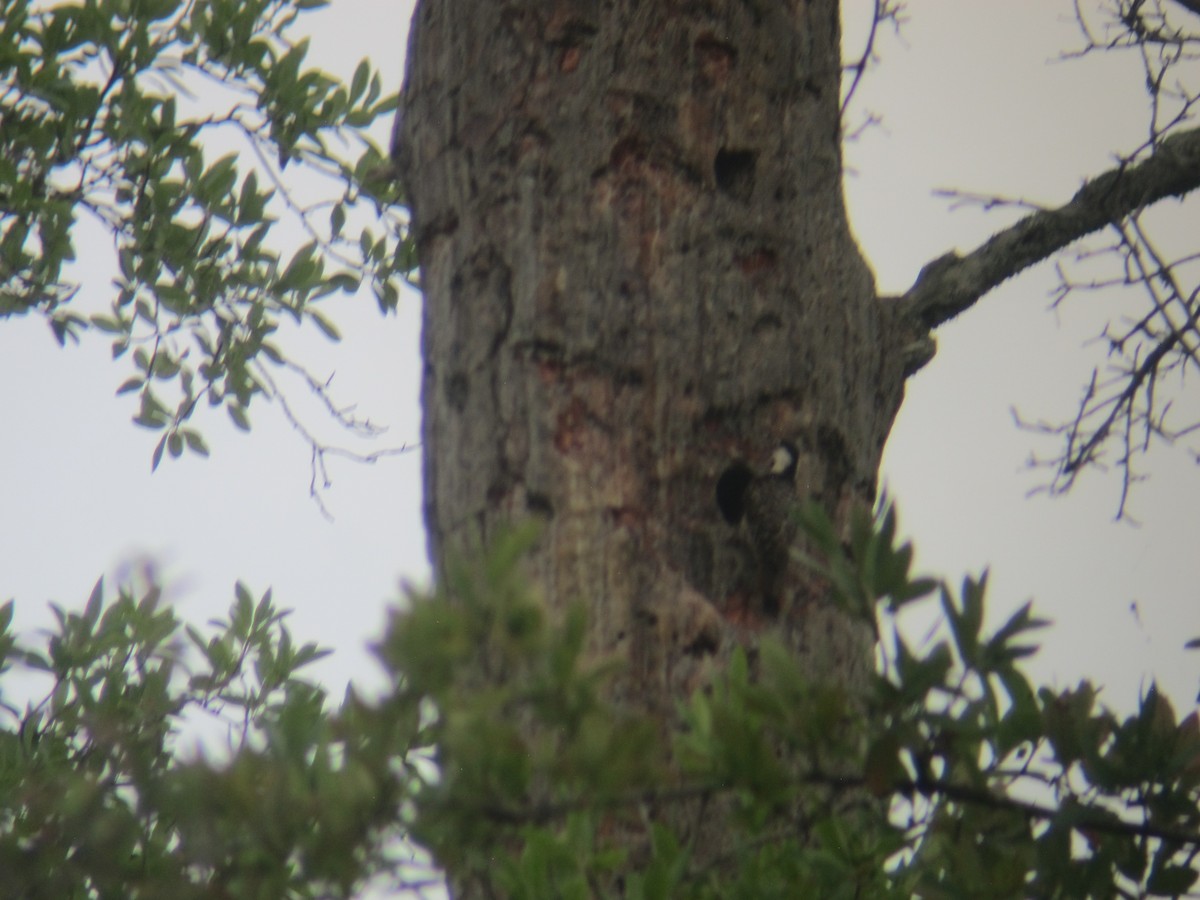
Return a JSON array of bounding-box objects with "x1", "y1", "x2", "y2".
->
[{"x1": 716, "y1": 441, "x2": 799, "y2": 615}]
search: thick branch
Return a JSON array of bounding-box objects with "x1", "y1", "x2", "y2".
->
[
  {"x1": 897, "y1": 124, "x2": 1200, "y2": 331},
  {"x1": 465, "y1": 770, "x2": 1200, "y2": 849}
]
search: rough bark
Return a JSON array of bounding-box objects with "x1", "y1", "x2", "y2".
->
[
  {"x1": 392, "y1": 0, "x2": 1200, "y2": 889},
  {"x1": 399, "y1": 0, "x2": 912, "y2": 665},
  {"x1": 397, "y1": 0, "x2": 914, "y2": 887}
]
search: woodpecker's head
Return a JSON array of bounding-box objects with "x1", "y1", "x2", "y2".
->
[
  {"x1": 716, "y1": 441, "x2": 799, "y2": 525},
  {"x1": 768, "y1": 441, "x2": 798, "y2": 479}
]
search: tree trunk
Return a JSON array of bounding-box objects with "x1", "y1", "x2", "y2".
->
[{"x1": 398, "y1": 0, "x2": 916, "y2": 884}]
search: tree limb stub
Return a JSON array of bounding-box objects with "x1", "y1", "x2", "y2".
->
[{"x1": 897, "y1": 124, "x2": 1200, "y2": 331}]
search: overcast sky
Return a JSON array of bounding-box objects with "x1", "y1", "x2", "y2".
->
[{"x1": 1, "y1": 0, "x2": 1197, "y2": 745}]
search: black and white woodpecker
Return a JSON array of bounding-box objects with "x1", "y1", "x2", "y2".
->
[{"x1": 716, "y1": 441, "x2": 800, "y2": 615}]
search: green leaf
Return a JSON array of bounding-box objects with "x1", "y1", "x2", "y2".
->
[
  {"x1": 181, "y1": 429, "x2": 209, "y2": 457},
  {"x1": 233, "y1": 582, "x2": 255, "y2": 637},
  {"x1": 91, "y1": 314, "x2": 125, "y2": 334},
  {"x1": 84, "y1": 578, "x2": 104, "y2": 627},
  {"x1": 308, "y1": 309, "x2": 340, "y2": 340},
  {"x1": 237, "y1": 170, "x2": 264, "y2": 224},
  {"x1": 864, "y1": 732, "x2": 905, "y2": 796},
  {"x1": 1147, "y1": 863, "x2": 1197, "y2": 895},
  {"x1": 279, "y1": 243, "x2": 319, "y2": 291},
  {"x1": 151, "y1": 434, "x2": 167, "y2": 471},
  {"x1": 349, "y1": 59, "x2": 369, "y2": 103},
  {"x1": 228, "y1": 404, "x2": 251, "y2": 431},
  {"x1": 198, "y1": 152, "x2": 240, "y2": 202}
]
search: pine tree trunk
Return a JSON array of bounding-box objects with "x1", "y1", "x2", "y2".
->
[{"x1": 398, "y1": 0, "x2": 914, "y2": 886}]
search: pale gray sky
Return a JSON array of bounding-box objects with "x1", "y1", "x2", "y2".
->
[
  {"x1": 1, "y1": 0, "x2": 1196, "y2": 749},
  {"x1": 846, "y1": 0, "x2": 1200, "y2": 716}
]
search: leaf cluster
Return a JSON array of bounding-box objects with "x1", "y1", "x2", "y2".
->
[
  {"x1": 3, "y1": 509, "x2": 1199, "y2": 897},
  {"x1": 377, "y1": 524, "x2": 662, "y2": 897},
  {"x1": 381, "y1": 507, "x2": 1200, "y2": 898},
  {"x1": 0, "y1": 0, "x2": 412, "y2": 464},
  {"x1": 0, "y1": 576, "x2": 427, "y2": 898}
]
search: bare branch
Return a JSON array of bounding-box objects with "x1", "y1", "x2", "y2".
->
[
  {"x1": 1008, "y1": 204, "x2": 1200, "y2": 518},
  {"x1": 254, "y1": 360, "x2": 418, "y2": 520},
  {"x1": 840, "y1": 0, "x2": 906, "y2": 144},
  {"x1": 896, "y1": 124, "x2": 1200, "y2": 331},
  {"x1": 841, "y1": 0, "x2": 906, "y2": 119}
]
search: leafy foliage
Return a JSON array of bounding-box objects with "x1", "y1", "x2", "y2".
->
[
  {"x1": 3, "y1": 510, "x2": 1200, "y2": 896},
  {"x1": 0, "y1": 575, "x2": 430, "y2": 897},
  {"x1": 0, "y1": 0, "x2": 410, "y2": 463},
  {"x1": 7, "y1": 474, "x2": 1191, "y2": 869},
  {"x1": 375, "y1": 508, "x2": 1200, "y2": 898}
]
